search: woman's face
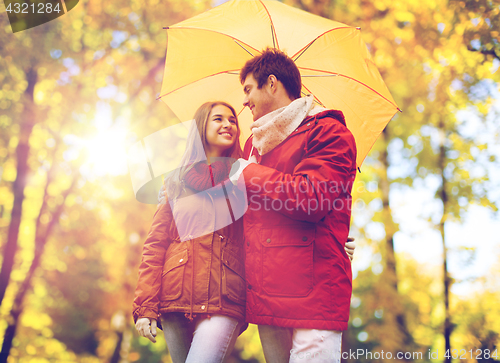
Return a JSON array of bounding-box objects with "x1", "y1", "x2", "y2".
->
[{"x1": 204, "y1": 105, "x2": 238, "y2": 158}]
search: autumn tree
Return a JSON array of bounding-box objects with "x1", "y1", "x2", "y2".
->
[{"x1": 1, "y1": 0, "x2": 210, "y2": 360}]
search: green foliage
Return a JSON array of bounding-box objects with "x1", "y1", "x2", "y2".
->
[{"x1": 451, "y1": 0, "x2": 500, "y2": 61}]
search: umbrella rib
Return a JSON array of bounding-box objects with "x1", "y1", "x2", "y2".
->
[
  {"x1": 234, "y1": 40, "x2": 255, "y2": 57},
  {"x1": 293, "y1": 41, "x2": 316, "y2": 62},
  {"x1": 301, "y1": 84, "x2": 325, "y2": 107},
  {"x1": 298, "y1": 67, "x2": 400, "y2": 111},
  {"x1": 236, "y1": 106, "x2": 246, "y2": 118},
  {"x1": 259, "y1": 0, "x2": 279, "y2": 49},
  {"x1": 271, "y1": 25, "x2": 276, "y2": 49},
  {"x1": 291, "y1": 26, "x2": 355, "y2": 60},
  {"x1": 157, "y1": 69, "x2": 242, "y2": 100},
  {"x1": 302, "y1": 75, "x2": 339, "y2": 77},
  {"x1": 168, "y1": 26, "x2": 262, "y2": 55}
]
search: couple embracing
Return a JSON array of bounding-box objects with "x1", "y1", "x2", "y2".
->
[{"x1": 133, "y1": 48, "x2": 357, "y2": 363}]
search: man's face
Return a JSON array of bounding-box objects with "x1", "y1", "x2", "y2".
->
[{"x1": 242, "y1": 73, "x2": 274, "y2": 121}]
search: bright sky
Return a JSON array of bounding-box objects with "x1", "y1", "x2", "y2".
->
[{"x1": 352, "y1": 92, "x2": 500, "y2": 297}]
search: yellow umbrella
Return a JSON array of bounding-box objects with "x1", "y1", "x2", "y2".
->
[{"x1": 159, "y1": 0, "x2": 400, "y2": 168}]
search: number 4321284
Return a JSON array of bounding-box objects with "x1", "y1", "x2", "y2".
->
[{"x1": 6, "y1": 2, "x2": 61, "y2": 14}]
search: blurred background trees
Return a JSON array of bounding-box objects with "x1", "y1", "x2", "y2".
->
[{"x1": 0, "y1": 0, "x2": 499, "y2": 361}]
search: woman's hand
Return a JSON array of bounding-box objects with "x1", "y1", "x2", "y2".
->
[
  {"x1": 229, "y1": 158, "x2": 256, "y2": 185},
  {"x1": 135, "y1": 317, "x2": 157, "y2": 343},
  {"x1": 344, "y1": 237, "x2": 356, "y2": 261},
  {"x1": 158, "y1": 184, "x2": 166, "y2": 205}
]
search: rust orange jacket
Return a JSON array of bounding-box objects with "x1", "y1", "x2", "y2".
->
[{"x1": 133, "y1": 184, "x2": 246, "y2": 325}]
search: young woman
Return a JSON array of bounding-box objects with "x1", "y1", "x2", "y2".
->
[{"x1": 133, "y1": 101, "x2": 246, "y2": 363}]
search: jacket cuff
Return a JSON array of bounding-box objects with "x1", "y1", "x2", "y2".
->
[{"x1": 133, "y1": 306, "x2": 159, "y2": 324}]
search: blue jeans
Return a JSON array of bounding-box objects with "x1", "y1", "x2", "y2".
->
[
  {"x1": 258, "y1": 325, "x2": 342, "y2": 363},
  {"x1": 162, "y1": 313, "x2": 243, "y2": 363}
]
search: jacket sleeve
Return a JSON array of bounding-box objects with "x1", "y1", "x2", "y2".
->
[
  {"x1": 132, "y1": 202, "x2": 174, "y2": 323},
  {"x1": 243, "y1": 135, "x2": 254, "y2": 159},
  {"x1": 242, "y1": 119, "x2": 357, "y2": 223}
]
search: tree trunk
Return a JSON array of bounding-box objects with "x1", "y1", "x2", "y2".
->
[
  {"x1": 0, "y1": 67, "x2": 38, "y2": 307},
  {"x1": 108, "y1": 331, "x2": 124, "y2": 363},
  {"x1": 379, "y1": 128, "x2": 414, "y2": 353},
  {"x1": 0, "y1": 256, "x2": 37, "y2": 363},
  {"x1": 0, "y1": 169, "x2": 77, "y2": 361},
  {"x1": 0, "y1": 308, "x2": 21, "y2": 363},
  {"x1": 438, "y1": 122, "x2": 452, "y2": 362}
]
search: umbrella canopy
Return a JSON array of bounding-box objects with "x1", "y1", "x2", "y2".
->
[{"x1": 159, "y1": 0, "x2": 400, "y2": 168}]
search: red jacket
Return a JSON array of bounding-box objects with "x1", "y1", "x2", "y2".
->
[{"x1": 242, "y1": 109, "x2": 356, "y2": 331}]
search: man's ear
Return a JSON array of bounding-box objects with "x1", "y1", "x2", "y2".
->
[{"x1": 267, "y1": 74, "x2": 278, "y2": 94}]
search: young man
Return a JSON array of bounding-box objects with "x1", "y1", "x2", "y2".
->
[{"x1": 232, "y1": 48, "x2": 357, "y2": 363}]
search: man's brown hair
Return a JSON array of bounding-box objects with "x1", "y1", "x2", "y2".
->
[{"x1": 240, "y1": 48, "x2": 302, "y2": 100}]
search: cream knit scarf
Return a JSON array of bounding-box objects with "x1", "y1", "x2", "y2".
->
[{"x1": 251, "y1": 94, "x2": 325, "y2": 156}]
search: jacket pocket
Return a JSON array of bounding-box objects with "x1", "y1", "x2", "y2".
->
[
  {"x1": 161, "y1": 248, "x2": 188, "y2": 301},
  {"x1": 260, "y1": 225, "x2": 315, "y2": 297},
  {"x1": 222, "y1": 249, "x2": 246, "y2": 305}
]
